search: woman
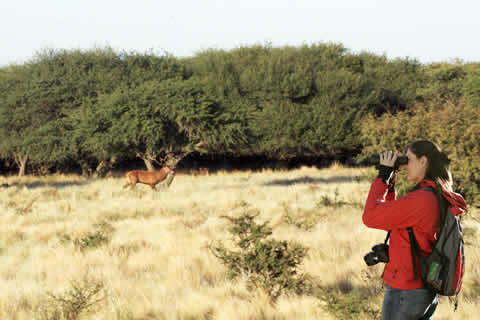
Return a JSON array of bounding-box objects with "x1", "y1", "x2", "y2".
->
[{"x1": 363, "y1": 140, "x2": 467, "y2": 320}]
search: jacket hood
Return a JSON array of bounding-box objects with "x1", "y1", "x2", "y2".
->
[
  {"x1": 443, "y1": 190, "x2": 467, "y2": 216},
  {"x1": 419, "y1": 179, "x2": 467, "y2": 216}
]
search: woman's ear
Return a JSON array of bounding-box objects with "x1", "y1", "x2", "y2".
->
[{"x1": 420, "y1": 155, "x2": 428, "y2": 168}]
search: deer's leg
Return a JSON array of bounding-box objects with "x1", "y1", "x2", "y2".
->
[{"x1": 123, "y1": 176, "x2": 135, "y2": 189}]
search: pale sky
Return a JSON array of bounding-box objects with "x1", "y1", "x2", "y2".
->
[{"x1": 2, "y1": 0, "x2": 479, "y2": 67}]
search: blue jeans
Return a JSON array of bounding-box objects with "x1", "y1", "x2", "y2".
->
[{"x1": 382, "y1": 284, "x2": 438, "y2": 320}]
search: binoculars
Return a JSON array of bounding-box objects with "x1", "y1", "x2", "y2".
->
[{"x1": 370, "y1": 154, "x2": 408, "y2": 169}]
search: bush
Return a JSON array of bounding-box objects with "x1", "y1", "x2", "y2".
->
[
  {"x1": 210, "y1": 209, "x2": 312, "y2": 300},
  {"x1": 359, "y1": 102, "x2": 480, "y2": 206},
  {"x1": 463, "y1": 70, "x2": 480, "y2": 107},
  {"x1": 60, "y1": 221, "x2": 114, "y2": 251},
  {"x1": 40, "y1": 277, "x2": 105, "y2": 320},
  {"x1": 418, "y1": 63, "x2": 467, "y2": 104}
]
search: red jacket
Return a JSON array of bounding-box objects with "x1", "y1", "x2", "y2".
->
[{"x1": 363, "y1": 178, "x2": 467, "y2": 290}]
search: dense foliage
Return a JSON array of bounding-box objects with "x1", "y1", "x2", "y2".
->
[
  {"x1": 360, "y1": 102, "x2": 480, "y2": 206},
  {"x1": 0, "y1": 44, "x2": 478, "y2": 204}
]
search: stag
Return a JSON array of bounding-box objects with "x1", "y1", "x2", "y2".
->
[
  {"x1": 123, "y1": 166, "x2": 174, "y2": 190},
  {"x1": 123, "y1": 155, "x2": 175, "y2": 190}
]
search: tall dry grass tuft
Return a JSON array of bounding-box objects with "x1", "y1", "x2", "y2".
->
[{"x1": 0, "y1": 165, "x2": 477, "y2": 319}]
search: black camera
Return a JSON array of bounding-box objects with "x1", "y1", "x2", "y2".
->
[
  {"x1": 364, "y1": 243, "x2": 390, "y2": 266},
  {"x1": 370, "y1": 154, "x2": 408, "y2": 169}
]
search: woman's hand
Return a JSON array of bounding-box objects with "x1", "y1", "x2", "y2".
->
[{"x1": 379, "y1": 150, "x2": 398, "y2": 168}]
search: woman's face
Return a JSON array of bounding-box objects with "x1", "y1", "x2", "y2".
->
[{"x1": 406, "y1": 149, "x2": 428, "y2": 183}]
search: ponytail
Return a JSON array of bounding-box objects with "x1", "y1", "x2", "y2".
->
[
  {"x1": 408, "y1": 140, "x2": 453, "y2": 229},
  {"x1": 408, "y1": 140, "x2": 453, "y2": 193}
]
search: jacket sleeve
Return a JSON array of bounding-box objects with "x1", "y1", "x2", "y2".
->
[
  {"x1": 362, "y1": 178, "x2": 437, "y2": 231},
  {"x1": 385, "y1": 189, "x2": 396, "y2": 201}
]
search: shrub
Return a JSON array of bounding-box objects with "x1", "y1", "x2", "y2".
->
[
  {"x1": 210, "y1": 209, "x2": 312, "y2": 300},
  {"x1": 60, "y1": 221, "x2": 114, "y2": 251},
  {"x1": 316, "y1": 188, "x2": 349, "y2": 208},
  {"x1": 40, "y1": 277, "x2": 105, "y2": 320},
  {"x1": 360, "y1": 102, "x2": 480, "y2": 206},
  {"x1": 320, "y1": 289, "x2": 381, "y2": 320},
  {"x1": 12, "y1": 197, "x2": 38, "y2": 215},
  {"x1": 281, "y1": 203, "x2": 326, "y2": 231}
]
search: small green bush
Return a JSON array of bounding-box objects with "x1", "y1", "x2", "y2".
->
[
  {"x1": 320, "y1": 289, "x2": 381, "y2": 320},
  {"x1": 40, "y1": 277, "x2": 105, "y2": 320},
  {"x1": 210, "y1": 209, "x2": 312, "y2": 300},
  {"x1": 315, "y1": 188, "x2": 364, "y2": 209},
  {"x1": 73, "y1": 231, "x2": 110, "y2": 251},
  {"x1": 60, "y1": 221, "x2": 114, "y2": 251},
  {"x1": 11, "y1": 197, "x2": 37, "y2": 215},
  {"x1": 316, "y1": 189, "x2": 349, "y2": 208},
  {"x1": 281, "y1": 203, "x2": 325, "y2": 231}
]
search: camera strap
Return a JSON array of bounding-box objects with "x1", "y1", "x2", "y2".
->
[{"x1": 384, "y1": 231, "x2": 391, "y2": 244}]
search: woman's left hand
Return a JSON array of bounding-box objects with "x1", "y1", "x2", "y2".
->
[{"x1": 379, "y1": 150, "x2": 398, "y2": 168}]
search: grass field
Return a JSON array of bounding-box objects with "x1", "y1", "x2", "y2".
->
[{"x1": 0, "y1": 165, "x2": 478, "y2": 319}]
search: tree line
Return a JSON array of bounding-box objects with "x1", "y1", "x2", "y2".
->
[{"x1": 0, "y1": 43, "x2": 478, "y2": 205}]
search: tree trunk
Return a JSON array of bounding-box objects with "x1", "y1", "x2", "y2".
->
[
  {"x1": 164, "y1": 173, "x2": 175, "y2": 187},
  {"x1": 14, "y1": 153, "x2": 28, "y2": 177},
  {"x1": 18, "y1": 159, "x2": 27, "y2": 177},
  {"x1": 143, "y1": 158, "x2": 155, "y2": 171},
  {"x1": 165, "y1": 150, "x2": 191, "y2": 169},
  {"x1": 94, "y1": 161, "x2": 107, "y2": 178},
  {"x1": 94, "y1": 157, "x2": 116, "y2": 178},
  {"x1": 79, "y1": 160, "x2": 92, "y2": 178}
]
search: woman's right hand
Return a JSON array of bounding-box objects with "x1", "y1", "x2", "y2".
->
[{"x1": 379, "y1": 150, "x2": 398, "y2": 168}]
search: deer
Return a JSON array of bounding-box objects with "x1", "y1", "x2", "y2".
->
[
  {"x1": 123, "y1": 155, "x2": 175, "y2": 190},
  {"x1": 123, "y1": 166, "x2": 174, "y2": 190}
]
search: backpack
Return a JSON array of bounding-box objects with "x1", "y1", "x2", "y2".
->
[{"x1": 407, "y1": 187, "x2": 465, "y2": 309}]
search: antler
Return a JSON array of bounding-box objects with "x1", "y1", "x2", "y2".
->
[
  {"x1": 136, "y1": 152, "x2": 168, "y2": 168},
  {"x1": 152, "y1": 155, "x2": 167, "y2": 167}
]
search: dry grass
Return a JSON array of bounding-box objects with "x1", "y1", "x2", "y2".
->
[{"x1": 0, "y1": 165, "x2": 478, "y2": 319}]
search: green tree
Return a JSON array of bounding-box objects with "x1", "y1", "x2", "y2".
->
[
  {"x1": 14, "y1": 48, "x2": 189, "y2": 176},
  {"x1": 94, "y1": 77, "x2": 253, "y2": 170},
  {"x1": 463, "y1": 70, "x2": 480, "y2": 107},
  {"x1": 21, "y1": 48, "x2": 126, "y2": 175},
  {"x1": 191, "y1": 44, "x2": 422, "y2": 160},
  {"x1": 359, "y1": 103, "x2": 480, "y2": 206},
  {"x1": 0, "y1": 62, "x2": 68, "y2": 176},
  {"x1": 418, "y1": 63, "x2": 467, "y2": 104}
]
